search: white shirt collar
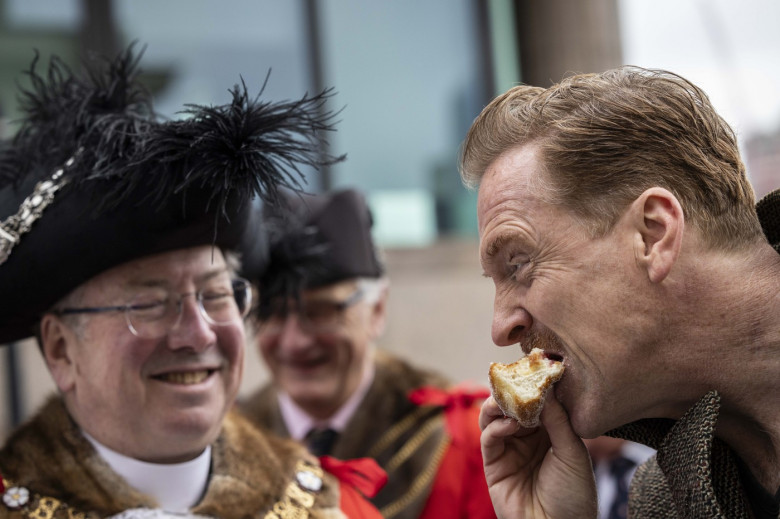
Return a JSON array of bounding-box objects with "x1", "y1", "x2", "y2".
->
[
  {"x1": 279, "y1": 357, "x2": 376, "y2": 441},
  {"x1": 83, "y1": 432, "x2": 211, "y2": 513}
]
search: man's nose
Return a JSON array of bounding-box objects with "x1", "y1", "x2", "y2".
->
[
  {"x1": 168, "y1": 294, "x2": 216, "y2": 351},
  {"x1": 491, "y1": 293, "x2": 532, "y2": 346},
  {"x1": 276, "y1": 314, "x2": 314, "y2": 350}
]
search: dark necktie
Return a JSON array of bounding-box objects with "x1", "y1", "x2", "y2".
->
[
  {"x1": 305, "y1": 427, "x2": 338, "y2": 457},
  {"x1": 607, "y1": 455, "x2": 636, "y2": 519}
]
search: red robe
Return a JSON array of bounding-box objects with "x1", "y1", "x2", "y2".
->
[{"x1": 409, "y1": 385, "x2": 496, "y2": 519}]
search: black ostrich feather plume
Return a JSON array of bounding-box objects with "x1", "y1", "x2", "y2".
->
[
  {"x1": 2, "y1": 45, "x2": 344, "y2": 228},
  {"x1": 0, "y1": 44, "x2": 153, "y2": 190},
  {"x1": 101, "y1": 73, "x2": 346, "y2": 224}
]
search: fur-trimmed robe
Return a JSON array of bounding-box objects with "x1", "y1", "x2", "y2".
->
[
  {"x1": 0, "y1": 396, "x2": 355, "y2": 519},
  {"x1": 241, "y1": 350, "x2": 496, "y2": 519}
]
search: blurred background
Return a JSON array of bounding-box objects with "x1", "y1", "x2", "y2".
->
[{"x1": 1, "y1": 0, "x2": 778, "y2": 440}]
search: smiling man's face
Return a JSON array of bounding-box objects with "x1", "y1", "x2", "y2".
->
[
  {"x1": 43, "y1": 246, "x2": 245, "y2": 463},
  {"x1": 477, "y1": 143, "x2": 659, "y2": 437},
  {"x1": 256, "y1": 279, "x2": 385, "y2": 420}
]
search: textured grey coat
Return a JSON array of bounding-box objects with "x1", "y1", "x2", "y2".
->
[{"x1": 610, "y1": 188, "x2": 780, "y2": 519}]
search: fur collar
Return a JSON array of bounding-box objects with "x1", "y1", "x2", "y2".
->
[{"x1": 0, "y1": 396, "x2": 345, "y2": 518}]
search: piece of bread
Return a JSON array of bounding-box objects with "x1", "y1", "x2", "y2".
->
[{"x1": 488, "y1": 347, "x2": 565, "y2": 427}]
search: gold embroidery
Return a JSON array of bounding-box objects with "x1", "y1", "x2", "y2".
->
[
  {"x1": 286, "y1": 483, "x2": 315, "y2": 508},
  {"x1": 367, "y1": 406, "x2": 431, "y2": 458},
  {"x1": 368, "y1": 408, "x2": 450, "y2": 518},
  {"x1": 30, "y1": 496, "x2": 60, "y2": 519},
  {"x1": 263, "y1": 460, "x2": 323, "y2": 519},
  {"x1": 67, "y1": 509, "x2": 88, "y2": 519},
  {"x1": 385, "y1": 414, "x2": 443, "y2": 472},
  {"x1": 1, "y1": 477, "x2": 93, "y2": 519},
  {"x1": 381, "y1": 433, "x2": 450, "y2": 519}
]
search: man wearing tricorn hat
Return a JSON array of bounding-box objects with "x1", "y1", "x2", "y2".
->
[
  {"x1": 0, "y1": 48, "x2": 384, "y2": 518},
  {"x1": 240, "y1": 188, "x2": 496, "y2": 519}
]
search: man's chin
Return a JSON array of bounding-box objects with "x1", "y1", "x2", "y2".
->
[
  {"x1": 286, "y1": 386, "x2": 338, "y2": 414},
  {"x1": 566, "y1": 401, "x2": 616, "y2": 439},
  {"x1": 160, "y1": 405, "x2": 225, "y2": 437},
  {"x1": 289, "y1": 389, "x2": 331, "y2": 407}
]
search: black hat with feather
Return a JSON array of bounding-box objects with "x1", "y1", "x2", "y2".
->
[
  {"x1": 0, "y1": 46, "x2": 343, "y2": 344},
  {"x1": 242, "y1": 188, "x2": 384, "y2": 317}
]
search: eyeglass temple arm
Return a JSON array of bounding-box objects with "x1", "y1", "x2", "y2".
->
[{"x1": 338, "y1": 287, "x2": 365, "y2": 309}]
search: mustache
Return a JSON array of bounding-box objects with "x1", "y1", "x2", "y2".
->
[{"x1": 521, "y1": 329, "x2": 564, "y2": 353}]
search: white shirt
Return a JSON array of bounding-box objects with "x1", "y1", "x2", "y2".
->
[{"x1": 83, "y1": 432, "x2": 211, "y2": 514}]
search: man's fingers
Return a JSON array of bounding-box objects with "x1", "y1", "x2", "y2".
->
[
  {"x1": 479, "y1": 396, "x2": 506, "y2": 430},
  {"x1": 481, "y1": 413, "x2": 521, "y2": 464},
  {"x1": 540, "y1": 393, "x2": 589, "y2": 461}
]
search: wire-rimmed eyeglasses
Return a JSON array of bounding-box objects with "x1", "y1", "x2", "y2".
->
[
  {"x1": 53, "y1": 278, "x2": 252, "y2": 339},
  {"x1": 256, "y1": 287, "x2": 364, "y2": 335}
]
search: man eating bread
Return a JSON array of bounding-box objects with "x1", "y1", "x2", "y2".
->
[{"x1": 460, "y1": 67, "x2": 779, "y2": 518}]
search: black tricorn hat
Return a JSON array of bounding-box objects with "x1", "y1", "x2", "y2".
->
[
  {"x1": 0, "y1": 46, "x2": 343, "y2": 344},
  {"x1": 242, "y1": 188, "x2": 384, "y2": 308}
]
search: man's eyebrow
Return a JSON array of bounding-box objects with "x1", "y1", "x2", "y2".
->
[
  {"x1": 126, "y1": 279, "x2": 167, "y2": 289},
  {"x1": 481, "y1": 233, "x2": 514, "y2": 263},
  {"x1": 480, "y1": 231, "x2": 523, "y2": 277},
  {"x1": 196, "y1": 267, "x2": 231, "y2": 283}
]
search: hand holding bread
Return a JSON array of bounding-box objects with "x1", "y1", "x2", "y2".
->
[{"x1": 481, "y1": 349, "x2": 596, "y2": 518}]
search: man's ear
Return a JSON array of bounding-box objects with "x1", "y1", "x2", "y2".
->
[
  {"x1": 629, "y1": 187, "x2": 685, "y2": 283},
  {"x1": 40, "y1": 314, "x2": 79, "y2": 393},
  {"x1": 368, "y1": 285, "x2": 389, "y2": 339}
]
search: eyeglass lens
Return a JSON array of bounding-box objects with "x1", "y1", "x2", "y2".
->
[
  {"x1": 258, "y1": 289, "x2": 363, "y2": 335},
  {"x1": 127, "y1": 278, "x2": 251, "y2": 338}
]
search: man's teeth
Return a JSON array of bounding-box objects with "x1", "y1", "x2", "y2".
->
[{"x1": 159, "y1": 370, "x2": 210, "y2": 384}]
